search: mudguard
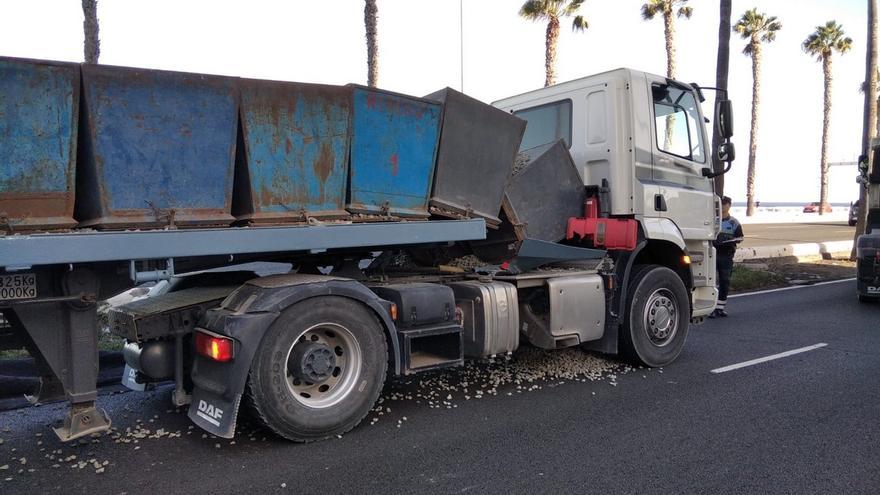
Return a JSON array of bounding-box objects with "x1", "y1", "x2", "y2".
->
[
  {"x1": 640, "y1": 217, "x2": 687, "y2": 250},
  {"x1": 187, "y1": 274, "x2": 398, "y2": 438}
]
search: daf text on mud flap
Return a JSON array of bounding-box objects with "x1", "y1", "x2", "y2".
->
[{"x1": 196, "y1": 400, "x2": 224, "y2": 427}]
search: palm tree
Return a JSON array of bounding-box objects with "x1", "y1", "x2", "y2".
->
[
  {"x1": 82, "y1": 0, "x2": 100, "y2": 64},
  {"x1": 712, "y1": 0, "x2": 732, "y2": 195},
  {"x1": 640, "y1": 0, "x2": 693, "y2": 80},
  {"x1": 854, "y1": 0, "x2": 878, "y2": 260},
  {"x1": 804, "y1": 21, "x2": 853, "y2": 215},
  {"x1": 860, "y1": 70, "x2": 880, "y2": 136},
  {"x1": 734, "y1": 9, "x2": 782, "y2": 217},
  {"x1": 364, "y1": 0, "x2": 379, "y2": 87},
  {"x1": 519, "y1": 0, "x2": 589, "y2": 87}
]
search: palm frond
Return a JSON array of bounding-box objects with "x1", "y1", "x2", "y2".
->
[
  {"x1": 802, "y1": 32, "x2": 824, "y2": 59},
  {"x1": 564, "y1": 0, "x2": 585, "y2": 17},
  {"x1": 571, "y1": 14, "x2": 589, "y2": 31},
  {"x1": 734, "y1": 8, "x2": 781, "y2": 56},
  {"x1": 803, "y1": 20, "x2": 851, "y2": 61},
  {"x1": 641, "y1": 3, "x2": 659, "y2": 20},
  {"x1": 677, "y1": 6, "x2": 693, "y2": 19},
  {"x1": 519, "y1": 0, "x2": 550, "y2": 20}
]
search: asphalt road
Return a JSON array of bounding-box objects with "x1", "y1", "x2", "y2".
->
[
  {"x1": 1, "y1": 280, "x2": 878, "y2": 494},
  {"x1": 742, "y1": 222, "x2": 855, "y2": 248}
]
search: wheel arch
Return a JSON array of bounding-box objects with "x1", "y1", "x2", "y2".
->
[
  {"x1": 239, "y1": 277, "x2": 399, "y2": 375},
  {"x1": 633, "y1": 239, "x2": 693, "y2": 294}
]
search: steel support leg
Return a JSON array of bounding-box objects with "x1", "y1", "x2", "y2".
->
[{"x1": 9, "y1": 268, "x2": 111, "y2": 441}]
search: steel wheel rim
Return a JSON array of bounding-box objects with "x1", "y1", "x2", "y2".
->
[
  {"x1": 284, "y1": 322, "x2": 362, "y2": 409},
  {"x1": 643, "y1": 288, "x2": 678, "y2": 347}
]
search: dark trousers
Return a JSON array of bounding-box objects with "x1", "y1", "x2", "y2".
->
[{"x1": 717, "y1": 254, "x2": 734, "y2": 304}]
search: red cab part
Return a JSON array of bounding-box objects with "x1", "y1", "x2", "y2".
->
[
  {"x1": 567, "y1": 197, "x2": 638, "y2": 251},
  {"x1": 195, "y1": 330, "x2": 234, "y2": 362}
]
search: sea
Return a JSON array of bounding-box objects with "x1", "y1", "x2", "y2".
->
[{"x1": 729, "y1": 202, "x2": 852, "y2": 225}]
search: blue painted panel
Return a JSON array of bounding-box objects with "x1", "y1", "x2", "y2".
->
[
  {"x1": 349, "y1": 87, "x2": 441, "y2": 217},
  {"x1": 238, "y1": 81, "x2": 351, "y2": 220},
  {"x1": 80, "y1": 65, "x2": 237, "y2": 226},
  {"x1": 0, "y1": 57, "x2": 79, "y2": 230}
]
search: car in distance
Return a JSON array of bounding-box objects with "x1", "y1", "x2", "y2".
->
[
  {"x1": 849, "y1": 200, "x2": 859, "y2": 226},
  {"x1": 803, "y1": 202, "x2": 832, "y2": 214}
]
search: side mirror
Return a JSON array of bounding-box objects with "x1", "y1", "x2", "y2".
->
[
  {"x1": 715, "y1": 99, "x2": 734, "y2": 139},
  {"x1": 717, "y1": 141, "x2": 736, "y2": 163}
]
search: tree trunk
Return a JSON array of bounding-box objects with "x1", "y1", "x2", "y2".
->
[
  {"x1": 544, "y1": 17, "x2": 560, "y2": 87},
  {"x1": 661, "y1": 9, "x2": 677, "y2": 149},
  {"x1": 712, "y1": 0, "x2": 732, "y2": 196},
  {"x1": 746, "y1": 41, "x2": 761, "y2": 217},
  {"x1": 855, "y1": 0, "x2": 878, "y2": 259},
  {"x1": 819, "y1": 54, "x2": 833, "y2": 216},
  {"x1": 82, "y1": 0, "x2": 100, "y2": 64},
  {"x1": 663, "y1": 10, "x2": 676, "y2": 79},
  {"x1": 364, "y1": 0, "x2": 379, "y2": 88}
]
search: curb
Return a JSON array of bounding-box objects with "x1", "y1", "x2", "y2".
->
[{"x1": 734, "y1": 240, "x2": 853, "y2": 262}]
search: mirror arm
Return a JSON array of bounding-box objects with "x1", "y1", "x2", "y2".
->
[{"x1": 705, "y1": 161, "x2": 732, "y2": 179}]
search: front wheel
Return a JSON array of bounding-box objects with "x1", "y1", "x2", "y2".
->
[
  {"x1": 620, "y1": 264, "x2": 690, "y2": 367},
  {"x1": 246, "y1": 296, "x2": 388, "y2": 442}
]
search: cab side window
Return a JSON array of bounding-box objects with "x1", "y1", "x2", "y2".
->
[
  {"x1": 652, "y1": 84, "x2": 705, "y2": 164},
  {"x1": 514, "y1": 99, "x2": 572, "y2": 151}
]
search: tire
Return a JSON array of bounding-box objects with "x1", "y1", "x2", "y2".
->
[
  {"x1": 849, "y1": 219, "x2": 857, "y2": 227},
  {"x1": 858, "y1": 294, "x2": 875, "y2": 303},
  {"x1": 246, "y1": 296, "x2": 388, "y2": 442},
  {"x1": 620, "y1": 264, "x2": 690, "y2": 367}
]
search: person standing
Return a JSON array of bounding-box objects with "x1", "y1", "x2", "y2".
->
[{"x1": 711, "y1": 196, "x2": 744, "y2": 318}]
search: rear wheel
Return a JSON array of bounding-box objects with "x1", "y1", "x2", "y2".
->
[
  {"x1": 620, "y1": 264, "x2": 690, "y2": 367},
  {"x1": 858, "y1": 294, "x2": 876, "y2": 303},
  {"x1": 246, "y1": 296, "x2": 387, "y2": 442}
]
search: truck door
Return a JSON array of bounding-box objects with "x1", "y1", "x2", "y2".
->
[{"x1": 647, "y1": 78, "x2": 715, "y2": 241}]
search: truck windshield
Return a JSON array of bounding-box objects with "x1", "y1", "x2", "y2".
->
[
  {"x1": 514, "y1": 99, "x2": 572, "y2": 151},
  {"x1": 652, "y1": 84, "x2": 705, "y2": 164}
]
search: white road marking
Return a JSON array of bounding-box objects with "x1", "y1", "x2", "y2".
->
[
  {"x1": 711, "y1": 343, "x2": 828, "y2": 374},
  {"x1": 729, "y1": 278, "x2": 855, "y2": 298}
]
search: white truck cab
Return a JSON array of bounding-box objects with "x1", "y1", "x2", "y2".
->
[{"x1": 495, "y1": 68, "x2": 730, "y2": 318}]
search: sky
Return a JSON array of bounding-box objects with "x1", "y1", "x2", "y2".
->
[{"x1": 0, "y1": 0, "x2": 871, "y2": 204}]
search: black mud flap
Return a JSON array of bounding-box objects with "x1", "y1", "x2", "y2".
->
[
  {"x1": 188, "y1": 387, "x2": 242, "y2": 439},
  {"x1": 121, "y1": 364, "x2": 146, "y2": 392}
]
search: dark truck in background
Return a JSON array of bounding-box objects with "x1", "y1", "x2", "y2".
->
[
  {"x1": 0, "y1": 57, "x2": 733, "y2": 442},
  {"x1": 857, "y1": 139, "x2": 880, "y2": 302}
]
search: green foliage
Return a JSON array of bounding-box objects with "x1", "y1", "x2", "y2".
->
[
  {"x1": 730, "y1": 264, "x2": 787, "y2": 292},
  {"x1": 519, "y1": 0, "x2": 589, "y2": 31},
  {"x1": 803, "y1": 20, "x2": 853, "y2": 61},
  {"x1": 733, "y1": 8, "x2": 782, "y2": 56},
  {"x1": 640, "y1": 0, "x2": 692, "y2": 21}
]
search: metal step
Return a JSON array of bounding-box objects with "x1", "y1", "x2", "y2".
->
[{"x1": 397, "y1": 323, "x2": 463, "y2": 375}]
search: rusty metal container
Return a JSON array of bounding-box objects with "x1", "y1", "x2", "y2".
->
[
  {"x1": 233, "y1": 80, "x2": 351, "y2": 223},
  {"x1": 76, "y1": 64, "x2": 238, "y2": 229},
  {"x1": 0, "y1": 57, "x2": 80, "y2": 232},
  {"x1": 425, "y1": 88, "x2": 526, "y2": 227},
  {"x1": 503, "y1": 141, "x2": 585, "y2": 242},
  {"x1": 347, "y1": 86, "x2": 442, "y2": 218}
]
